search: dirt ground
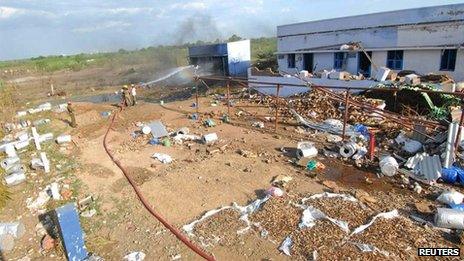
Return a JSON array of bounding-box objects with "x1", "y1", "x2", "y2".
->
[{"x1": 1, "y1": 87, "x2": 464, "y2": 260}]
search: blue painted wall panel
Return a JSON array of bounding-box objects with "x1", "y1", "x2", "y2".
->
[{"x1": 56, "y1": 203, "x2": 88, "y2": 261}]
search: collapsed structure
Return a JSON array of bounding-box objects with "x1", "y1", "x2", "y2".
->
[{"x1": 276, "y1": 3, "x2": 464, "y2": 80}]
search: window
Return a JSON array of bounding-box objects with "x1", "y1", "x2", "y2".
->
[
  {"x1": 334, "y1": 52, "x2": 345, "y2": 69},
  {"x1": 440, "y1": 49, "x2": 457, "y2": 71},
  {"x1": 287, "y1": 54, "x2": 295, "y2": 68},
  {"x1": 386, "y1": 50, "x2": 403, "y2": 70}
]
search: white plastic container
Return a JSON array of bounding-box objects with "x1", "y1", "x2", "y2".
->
[
  {"x1": 296, "y1": 142, "x2": 318, "y2": 159},
  {"x1": 4, "y1": 172, "x2": 26, "y2": 186},
  {"x1": 56, "y1": 134, "x2": 72, "y2": 144},
  {"x1": 1, "y1": 157, "x2": 20, "y2": 170},
  {"x1": 435, "y1": 208, "x2": 464, "y2": 229},
  {"x1": 142, "y1": 126, "x2": 151, "y2": 135},
  {"x1": 202, "y1": 133, "x2": 218, "y2": 144},
  {"x1": 379, "y1": 156, "x2": 399, "y2": 176},
  {"x1": 339, "y1": 142, "x2": 358, "y2": 158}
]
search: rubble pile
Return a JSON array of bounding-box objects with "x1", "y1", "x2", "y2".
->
[
  {"x1": 249, "y1": 88, "x2": 397, "y2": 128},
  {"x1": 349, "y1": 217, "x2": 454, "y2": 259},
  {"x1": 184, "y1": 191, "x2": 459, "y2": 259}
]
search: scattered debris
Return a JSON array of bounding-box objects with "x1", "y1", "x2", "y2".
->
[
  {"x1": 436, "y1": 190, "x2": 464, "y2": 205},
  {"x1": 265, "y1": 186, "x2": 284, "y2": 197},
  {"x1": 379, "y1": 156, "x2": 398, "y2": 176},
  {"x1": 278, "y1": 236, "x2": 292, "y2": 256},
  {"x1": 435, "y1": 208, "x2": 464, "y2": 229},
  {"x1": 152, "y1": 153, "x2": 173, "y2": 164},
  {"x1": 252, "y1": 121, "x2": 264, "y2": 128},
  {"x1": 147, "y1": 121, "x2": 169, "y2": 138},
  {"x1": 81, "y1": 209, "x2": 97, "y2": 218},
  {"x1": 201, "y1": 133, "x2": 218, "y2": 144},
  {"x1": 271, "y1": 175, "x2": 293, "y2": 187},
  {"x1": 296, "y1": 141, "x2": 318, "y2": 159}
]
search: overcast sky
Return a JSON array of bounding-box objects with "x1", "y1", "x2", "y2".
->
[{"x1": 0, "y1": 0, "x2": 462, "y2": 60}]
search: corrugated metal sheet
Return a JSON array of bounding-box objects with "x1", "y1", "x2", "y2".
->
[
  {"x1": 147, "y1": 121, "x2": 168, "y2": 138},
  {"x1": 418, "y1": 155, "x2": 442, "y2": 182},
  {"x1": 405, "y1": 152, "x2": 428, "y2": 170},
  {"x1": 443, "y1": 122, "x2": 459, "y2": 168}
]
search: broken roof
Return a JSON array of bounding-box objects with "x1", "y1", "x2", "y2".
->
[{"x1": 277, "y1": 3, "x2": 464, "y2": 37}]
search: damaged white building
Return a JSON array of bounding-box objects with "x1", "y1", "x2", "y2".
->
[{"x1": 276, "y1": 4, "x2": 464, "y2": 81}]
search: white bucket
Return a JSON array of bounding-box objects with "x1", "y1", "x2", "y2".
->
[
  {"x1": 379, "y1": 156, "x2": 399, "y2": 176},
  {"x1": 1, "y1": 157, "x2": 20, "y2": 170},
  {"x1": 202, "y1": 133, "x2": 218, "y2": 144},
  {"x1": 4, "y1": 171, "x2": 26, "y2": 186},
  {"x1": 339, "y1": 142, "x2": 358, "y2": 158},
  {"x1": 142, "y1": 126, "x2": 151, "y2": 135},
  {"x1": 296, "y1": 142, "x2": 318, "y2": 159},
  {"x1": 435, "y1": 208, "x2": 464, "y2": 229},
  {"x1": 56, "y1": 134, "x2": 71, "y2": 144},
  {"x1": 297, "y1": 147, "x2": 318, "y2": 159}
]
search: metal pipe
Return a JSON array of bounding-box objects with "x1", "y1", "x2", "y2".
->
[
  {"x1": 454, "y1": 101, "x2": 464, "y2": 151},
  {"x1": 227, "y1": 80, "x2": 231, "y2": 115},
  {"x1": 342, "y1": 89, "x2": 350, "y2": 140},
  {"x1": 195, "y1": 83, "x2": 199, "y2": 115},
  {"x1": 198, "y1": 75, "x2": 464, "y2": 97},
  {"x1": 275, "y1": 84, "x2": 281, "y2": 131}
]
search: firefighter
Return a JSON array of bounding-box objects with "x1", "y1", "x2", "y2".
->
[
  {"x1": 121, "y1": 85, "x2": 132, "y2": 107},
  {"x1": 130, "y1": 84, "x2": 137, "y2": 106},
  {"x1": 67, "y1": 101, "x2": 77, "y2": 128}
]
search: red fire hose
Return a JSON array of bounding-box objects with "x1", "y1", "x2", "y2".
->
[{"x1": 103, "y1": 107, "x2": 215, "y2": 260}]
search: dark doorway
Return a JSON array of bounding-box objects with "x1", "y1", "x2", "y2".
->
[
  {"x1": 358, "y1": 51, "x2": 372, "y2": 77},
  {"x1": 303, "y1": 53, "x2": 314, "y2": 72}
]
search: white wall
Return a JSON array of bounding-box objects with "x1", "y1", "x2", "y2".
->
[
  {"x1": 371, "y1": 51, "x2": 388, "y2": 76},
  {"x1": 403, "y1": 49, "x2": 464, "y2": 81},
  {"x1": 227, "y1": 40, "x2": 251, "y2": 77},
  {"x1": 313, "y1": 53, "x2": 333, "y2": 72}
]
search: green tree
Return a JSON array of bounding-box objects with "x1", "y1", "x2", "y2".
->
[{"x1": 227, "y1": 34, "x2": 242, "y2": 42}]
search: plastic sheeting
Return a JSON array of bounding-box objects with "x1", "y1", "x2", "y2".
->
[
  {"x1": 350, "y1": 209, "x2": 399, "y2": 235},
  {"x1": 182, "y1": 196, "x2": 271, "y2": 236}
]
